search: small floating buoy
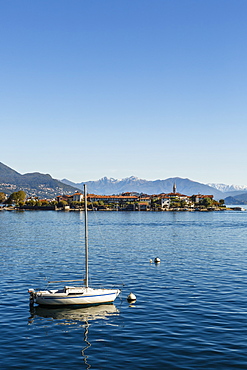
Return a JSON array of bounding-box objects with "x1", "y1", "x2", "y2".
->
[
  {"x1": 154, "y1": 257, "x2": 161, "y2": 263},
  {"x1": 28, "y1": 288, "x2": 35, "y2": 307},
  {"x1": 127, "y1": 292, "x2": 136, "y2": 302}
]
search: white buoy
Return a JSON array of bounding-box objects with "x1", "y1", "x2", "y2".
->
[
  {"x1": 154, "y1": 257, "x2": 161, "y2": 263},
  {"x1": 127, "y1": 292, "x2": 136, "y2": 302}
]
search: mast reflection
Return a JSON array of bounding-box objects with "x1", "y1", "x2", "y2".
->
[{"x1": 29, "y1": 304, "x2": 119, "y2": 369}]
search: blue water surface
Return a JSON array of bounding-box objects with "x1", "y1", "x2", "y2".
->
[{"x1": 1, "y1": 209, "x2": 247, "y2": 369}]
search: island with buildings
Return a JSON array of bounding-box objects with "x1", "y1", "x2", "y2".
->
[{"x1": 1, "y1": 183, "x2": 231, "y2": 211}]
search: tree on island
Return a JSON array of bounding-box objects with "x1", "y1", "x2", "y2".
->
[
  {"x1": 6, "y1": 190, "x2": 26, "y2": 206},
  {"x1": 201, "y1": 197, "x2": 213, "y2": 208},
  {"x1": 219, "y1": 199, "x2": 225, "y2": 206},
  {"x1": 0, "y1": 192, "x2": 6, "y2": 203}
]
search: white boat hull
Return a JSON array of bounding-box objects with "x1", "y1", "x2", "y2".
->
[{"x1": 30, "y1": 286, "x2": 121, "y2": 306}]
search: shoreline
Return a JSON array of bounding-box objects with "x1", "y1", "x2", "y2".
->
[{"x1": 1, "y1": 206, "x2": 245, "y2": 212}]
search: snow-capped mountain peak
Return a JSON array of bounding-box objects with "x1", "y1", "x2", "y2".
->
[{"x1": 208, "y1": 183, "x2": 247, "y2": 192}]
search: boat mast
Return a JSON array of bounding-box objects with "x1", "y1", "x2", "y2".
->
[{"x1": 84, "y1": 184, "x2": 89, "y2": 288}]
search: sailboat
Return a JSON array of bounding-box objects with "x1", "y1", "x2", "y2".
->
[{"x1": 28, "y1": 184, "x2": 121, "y2": 306}]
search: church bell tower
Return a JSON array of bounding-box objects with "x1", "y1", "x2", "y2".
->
[{"x1": 173, "y1": 182, "x2": 177, "y2": 194}]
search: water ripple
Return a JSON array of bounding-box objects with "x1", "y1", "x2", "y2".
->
[{"x1": 1, "y1": 210, "x2": 247, "y2": 368}]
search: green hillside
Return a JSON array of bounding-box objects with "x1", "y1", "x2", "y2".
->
[{"x1": 0, "y1": 162, "x2": 79, "y2": 198}]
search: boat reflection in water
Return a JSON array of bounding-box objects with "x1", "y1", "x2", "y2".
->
[
  {"x1": 30, "y1": 303, "x2": 119, "y2": 322},
  {"x1": 29, "y1": 304, "x2": 119, "y2": 369}
]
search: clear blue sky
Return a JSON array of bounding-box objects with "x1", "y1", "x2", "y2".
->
[{"x1": 1, "y1": 0, "x2": 247, "y2": 185}]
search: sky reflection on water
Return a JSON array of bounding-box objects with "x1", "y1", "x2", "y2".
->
[{"x1": 1, "y1": 210, "x2": 247, "y2": 369}]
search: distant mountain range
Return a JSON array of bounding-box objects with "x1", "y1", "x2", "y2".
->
[
  {"x1": 62, "y1": 176, "x2": 225, "y2": 198},
  {"x1": 206, "y1": 183, "x2": 247, "y2": 204},
  {"x1": 62, "y1": 177, "x2": 247, "y2": 203},
  {"x1": 61, "y1": 176, "x2": 247, "y2": 203},
  {"x1": 1, "y1": 161, "x2": 247, "y2": 204}
]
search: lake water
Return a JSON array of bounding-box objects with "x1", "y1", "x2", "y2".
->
[{"x1": 1, "y1": 209, "x2": 247, "y2": 369}]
